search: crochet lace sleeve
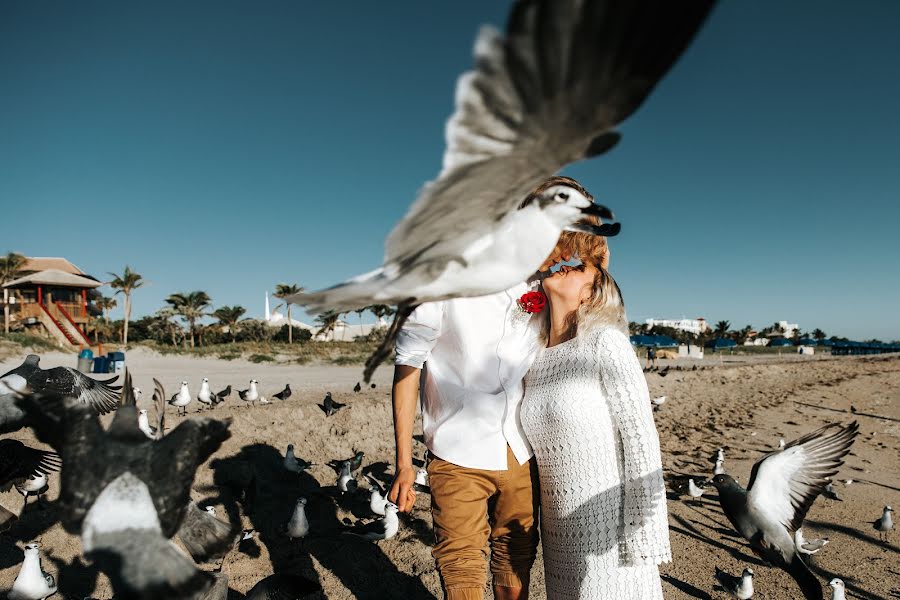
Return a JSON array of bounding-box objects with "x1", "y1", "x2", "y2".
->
[{"x1": 594, "y1": 328, "x2": 672, "y2": 566}]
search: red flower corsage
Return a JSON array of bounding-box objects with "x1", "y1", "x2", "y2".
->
[{"x1": 518, "y1": 290, "x2": 546, "y2": 314}]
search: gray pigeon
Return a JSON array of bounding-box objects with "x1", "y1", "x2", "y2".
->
[
  {"x1": 0, "y1": 354, "x2": 120, "y2": 431},
  {"x1": 272, "y1": 384, "x2": 292, "y2": 401},
  {"x1": 17, "y1": 373, "x2": 231, "y2": 599},
  {"x1": 318, "y1": 392, "x2": 345, "y2": 417},
  {"x1": 711, "y1": 421, "x2": 859, "y2": 600}
]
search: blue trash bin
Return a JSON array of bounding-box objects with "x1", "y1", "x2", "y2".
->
[
  {"x1": 92, "y1": 356, "x2": 110, "y2": 374},
  {"x1": 108, "y1": 351, "x2": 126, "y2": 373}
]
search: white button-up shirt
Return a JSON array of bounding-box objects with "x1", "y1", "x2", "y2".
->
[{"x1": 395, "y1": 282, "x2": 542, "y2": 470}]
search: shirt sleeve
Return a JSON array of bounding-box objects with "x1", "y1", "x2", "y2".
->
[
  {"x1": 394, "y1": 301, "x2": 444, "y2": 369},
  {"x1": 594, "y1": 327, "x2": 672, "y2": 566}
]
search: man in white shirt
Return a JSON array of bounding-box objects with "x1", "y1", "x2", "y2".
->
[{"x1": 389, "y1": 177, "x2": 607, "y2": 600}]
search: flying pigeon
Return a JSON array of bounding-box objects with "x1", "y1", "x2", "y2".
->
[
  {"x1": 272, "y1": 384, "x2": 292, "y2": 401},
  {"x1": 244, "y1": 573, "x2": 321, "y2": 600},
  {"x1": 793, "y1": 528, "x2": 829, "y2": 556},
  {"x1": 343, "y1": 502, "x2": 400, "y2": 541},
  {"x1": 285, "y1": 0, "x2": 715, "y2": 382},
  {"x1": 318, "y1": 392, "x2": 345, "y2": 417},
  {"x1": 872, "y1": 505, "x2": 893, "y2": 542},
  {"x1": 8, "y1": 542, "x2": 56, "y2": 600},
  {"x1": 0, "y1": 354, "x2": 120, "y2": 431},
  {"x1": 168, "y1": 381, "x2": 192, "y2": 416},
  {"x1": 710, "y1": 421, "x2": 859, "y2": 600},
  {"x1": 17, "y1": 375, "x2": 232, "y2": 599},
  {"x1": 714, "y1": 566, "x2": 753, "y2": 599}
]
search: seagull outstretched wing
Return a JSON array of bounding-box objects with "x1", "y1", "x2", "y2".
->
[
  {"x1": 746, "y1": 421, "x2": 859, "y2": 533},
  {"x1": 0, "y1": 439, "x2": 61, "y2": 488},
  {"x1": 292, "y1": 0, "x2": 714, "y2": 314}
]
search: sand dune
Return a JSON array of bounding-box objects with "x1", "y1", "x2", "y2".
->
[{"x1": 0, "y1": 348, "x2": 897, "y2": 599}]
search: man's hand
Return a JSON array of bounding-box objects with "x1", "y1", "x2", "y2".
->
[{"x1": 388, "y1": 465, "x2": 418, "y2": 513}]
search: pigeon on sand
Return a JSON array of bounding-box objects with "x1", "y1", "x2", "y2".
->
[
  {"x1": 8, "y1": 542, "x2": 56, "y2": 600},
  {"x1": 285, "y1": 0, "x2": 714, "y2": 382},
  {"x1": 17, "y1": 374, "x2": 232, "y2": 599},
  {"x1": 273, "y1": 384, "x2": 292, "y2": 401},
  {"x1": 318, "y1": 392, "x2": 345, "y2": 417},
  {"x1": 710, "y1": 421, "x2": 859, "y2": 600}
]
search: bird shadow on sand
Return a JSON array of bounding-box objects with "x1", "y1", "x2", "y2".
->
[
  {"x1": 805, "y1": 518, "x2": 899, "y2": 555},
  {"x1": 669, "y1": 514, "x2": 764, "y2": 567},
  {"x1": 210, "y1": 443, "x2": 436, "y2": 600},
  {"x1": 0, "y1": 498, "x2": 61, "y2": 570},
  {"x1": 660, "y1": 574, "x2": 712, "y2": 599}
]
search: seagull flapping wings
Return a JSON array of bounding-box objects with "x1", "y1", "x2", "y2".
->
[{"x1": 0, "y1": 439, "x2": 61, "y2": 489}]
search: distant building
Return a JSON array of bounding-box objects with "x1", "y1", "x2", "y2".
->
[
  {"x1": 263, "y1": 293, "x2": 388, "y2": 341},
  {"x1": 767, "y1": 321, "x2": 800, "y2": 339},
  {"x1": 3, "y1": 257, "x2": 101, "y2": 348},
  {"x1": 644, "y1": 317, "x2": 709, "y2": 335}
]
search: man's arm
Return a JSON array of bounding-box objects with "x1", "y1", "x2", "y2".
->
[{"x1": 388, "y1": 364, "x2": 420, "y2": 512}]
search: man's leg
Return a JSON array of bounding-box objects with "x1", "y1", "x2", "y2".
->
[
  {"x1": 428, "y1": 455, "x2": 498, "y2": 600},
  {"x1": 489, "y1": 447, "x2": 540, "y2": 600}
]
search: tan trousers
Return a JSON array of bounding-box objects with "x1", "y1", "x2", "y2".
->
[{"x1": 427, "y1": 446, "x2": 540, "y2": 600}]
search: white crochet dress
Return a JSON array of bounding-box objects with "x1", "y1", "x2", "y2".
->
[{"x1": 521, "y1": 326, "x2": 671, "y2": 599}]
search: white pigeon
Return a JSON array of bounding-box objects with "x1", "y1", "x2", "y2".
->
[
  {"x1": 651, "y1": 395, "x2": 667, "y2": 410},
  {"x1": 8, "y1": 542, "x2": 57, "y2": 600},
  {"x1": 168, "y1": 381, "x2": 192, "y2": 416},
  {"x1": 714, "y1": 459, "x2": 726, "y2": 476},
  {"x1": 197, "y1": 378, "x2": 214, "y2": 409},
  {"x1": 828, "y1": 578, "x2": 846, "y2": 600},
  {"x1": 287, "y1": 498, "x2": 310, "y2": 539},
  {"x1": 137, "y1": 409, "x2": 156, "y2": 440},
  {"x1": 337, "y1": 461, "x2": 356, "y2": 494},
  {"x1": 873, "y1": 505, "x2": 893, "y2": 542},
  {"x1": 344, "y1": 503, "x2": 400, "y2": 541},
  {"x1": 285, "y1": 0, "x2": 714, "y2": 381},
  {"x1": 238, "y1": 380, "x2": 260, "y2": 406},
  {"x1": 793, "y1": 528, "x2": 829, "y2": 555},
  {"x1": 714, "y1": 566, "x2": 753, "y2": 599},
  {"x1": 687, "y1": 478, "x2": 705, "y2": 502}
]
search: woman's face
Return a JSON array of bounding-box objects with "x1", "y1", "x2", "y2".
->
[{"x1": 543, "y1": 261, "x2": 597, "y2": 308}]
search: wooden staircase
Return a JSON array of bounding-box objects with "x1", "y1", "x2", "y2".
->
[{"x1": 36, "y1": 302, "x2": 92, "y2": 350}]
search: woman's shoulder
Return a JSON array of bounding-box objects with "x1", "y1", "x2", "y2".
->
[{"x1": 579, "y1": 324, "x2": 631, "y2": 349}]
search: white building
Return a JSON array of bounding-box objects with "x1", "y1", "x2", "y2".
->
[
  {"x1": 773, "y1": 320, "x2": 800, "y2": 339},
  {"x1": 644, "y1": 317, "x2": 710, "y2": 335},
  {"x1": 264, "y1": 292, "x2": 388, "y2": 341}
]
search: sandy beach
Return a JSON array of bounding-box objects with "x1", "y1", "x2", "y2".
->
[{"x1": 0, "y1": 347, "x2": 897, "y2": 599}]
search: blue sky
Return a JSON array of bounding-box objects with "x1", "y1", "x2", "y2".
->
[{"x1": 1, "y1": 2, "x2": 898, "y2": 340}]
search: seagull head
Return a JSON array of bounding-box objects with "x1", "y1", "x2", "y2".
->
[
  {"x1": 828, "y1": 578, "x2": 844, "y2": 589},
  {"x1": 296, "y1": 497, "x2": 307, "y2": 507},
  {"x1": 886, "y1": 505, "x2": 894, "y2": 513},
  {"x1": 385, "y1": 502, "x2": 399, "y2": 515},
  {"x1": 533, "y1": 184, "x2": 615, "y2": 229},
  {"x1": 742, "y1": 568, "x2": 753, "y2": 578},
  {"x1": 286, "y1": 443, "x2": 294, "y2": 451},
  {"x1": 23, "y1": 541, "x2": 40, "y2": 555},
  {"x1": 203, "y1": 378, "x2": 209, "y2": 383},
  {"x1": 139, "y1": 409, "x2": 148, "y2": 415},
  {"x1": 181, "y1": 381, "x2": 188, "y2": 387},
  {"x1": 204, "y1": 506, "x2": 216, "y2": 515}
]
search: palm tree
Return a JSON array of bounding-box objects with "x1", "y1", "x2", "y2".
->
[
  {"x1": 0, "y1": 252, "x2": 27, "y2": 334},
  {"x1": 165, "y1": 291, "x2": 212, "y2": 348},
  {"x1": 812, "y1": 328, "x2": 826, "y2": 341},
  {"x1": 108, "y1": 266, "x2": 144, "y2": 347},
  {"x1": 213, "y1": 305, "x2": 246, "y2": 342},
  {"x1": 95, "y1": 296, "x2": 117, "y2": 322},
  {"x1": 315, "y1": 310, "x2": 340, "y2": 341},
  {"x1": 714, "y1": 320, "x2": 731, "y2": 338},
  {"x1": 273, "y1": 283, "x2": 304, "y2": 344}
]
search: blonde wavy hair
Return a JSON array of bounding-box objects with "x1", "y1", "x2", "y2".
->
[{"x1": 539, "y1": 267, "x2": 628, "y2": 345}]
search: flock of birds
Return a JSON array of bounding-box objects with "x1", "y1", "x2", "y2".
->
[{"x1": 0, "y1": 354, "x2": 400, "y2": 599}]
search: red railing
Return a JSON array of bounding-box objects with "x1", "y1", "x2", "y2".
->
[
  {"x1": 38, "y1": 303, "x2": 79, "y2": 345},
  {"x1": 54, "y1": 301, "x2": 92, "y2": 345}
]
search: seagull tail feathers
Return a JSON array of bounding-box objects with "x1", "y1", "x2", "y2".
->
[
  {"x1": 176, "y1": 502, "x2": 237, "y2": 562},
  {"x1": 287, "y1": 267, "x2": 390, "y2": 315}
]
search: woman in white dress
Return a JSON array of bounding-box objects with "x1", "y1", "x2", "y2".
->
[{"x1": 520, "y1": 260, "x2": 670, "y2": 599}]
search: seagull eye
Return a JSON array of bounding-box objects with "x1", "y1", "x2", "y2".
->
[{"x1": 557, "y1": 192, "x2": 569, "y2": 201}]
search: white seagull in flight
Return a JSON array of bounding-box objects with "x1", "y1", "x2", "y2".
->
[{"x1": 287, "y1": 0, "x2": 715, "y2": 381}]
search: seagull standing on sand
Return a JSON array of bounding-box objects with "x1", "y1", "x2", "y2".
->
[
  {"x1": 651, "y1": 396, "x2": 666, "y2": 411},
  {"x1": 238, "y1": 380, "x2": 259, "y2": 406},
  {"x1": 714, "y1": 459, "x2": 726, "y2": 476},
  {"x1": 169, "y1": 381, "x2": 192, "y2": 416},
  {"x1": 8, "y1": 542, "x2": 56, "y2": 600},
  {"x1": 872, "y1": 505, "x2": 893, "y2": 542},
  {"x1": 823, "y1": 482, "x2": 842, "y2": 501},
  {"x1": 284, "y1": 0, "x2": 714, "y2": 382},
  {"x1": 687, "y1": 478, "x2": 705, "y2": 502},
  {"x1": 714, "y1": 566, "x2": 753, "y2": 599},
  {"x1": 343, "y1": 503, "x2": 400, "y2": 541},
  {"x1": 14, "y1": 473, "x2": 49, "y2": 512},
  {"x1": 366, "y1": 476, "x2": 388, "y2": 516},
  {"x1": 197, "y1": 378, "x2": 215, "y2": 410},
  {"x1": 137, "y1": 409, "x2": 156, "y2": 440},
  {"x1": 710, "y1": 421, "x2": 859, "y2": 600},
  {"x1": 828, "y1": 578, "x2": 846, "y2": 600},
  {"x1": 794, "y1": 529, "x2": 829, "y2": 556},
  {"x1": 287, "y1": 497, "x2": 310, "y2": 539},
  {"x1": 283, "y1": 444, "x2": 314, "y2": 473}
]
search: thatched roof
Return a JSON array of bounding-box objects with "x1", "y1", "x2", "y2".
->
[
  {"x1": 22, "y1": 257, "x2": 86, "y2": 275},
  {"x1": 3, "y1": 269, "x2": 102, "y2": 289}
]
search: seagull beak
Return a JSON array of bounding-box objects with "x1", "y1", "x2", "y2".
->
[{"x1": 579, "y1": 203, "x2": 614, "y2": 220}]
